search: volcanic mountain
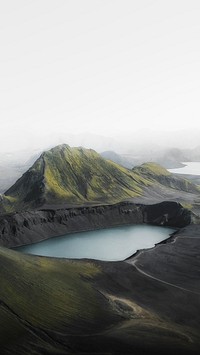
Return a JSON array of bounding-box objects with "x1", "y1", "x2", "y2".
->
[{"x1": 1, "y1": 144, "x2": 199, "y2": 212}]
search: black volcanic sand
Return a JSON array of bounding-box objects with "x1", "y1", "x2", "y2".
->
[
  {"x1": 0, "y1": 224, "x2": 200, "y2": 354},
  {"x1": 127, "y1": 224, "x2": 200, "y2": 293},
  {"x1": 92, "y1": 225, "x2": 200, "y2": 355}
]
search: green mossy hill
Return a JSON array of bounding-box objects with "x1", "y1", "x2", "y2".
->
[
  {"x1": 133, "y1": 162, "x2": 171, "y2": 176},
  {"x1": 133, "y1": 162, "x2": 200, "y2": 194},
  {"x1": 3, "y1": 144, "x2": 150, "y2": 211},
  {"x1": 0, "y1": 243, "x2": 199, "y2": 354},
  {"x1": 2, "y1": 147, "x2": 200, "y2": 213},
  {"x1": 0, "y1": 247, "x2": 116, "y2": 354}
]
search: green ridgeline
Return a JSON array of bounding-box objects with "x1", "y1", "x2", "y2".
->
[
  {"x1": 2, "y1": 145, "x2": 150, "y2": 211},
  {"x1": 1, "y1": 145, "x2": 199, "y2": 213},
  {"x1": 132, "y1": 162, "x2": 200, "y2": 193}
]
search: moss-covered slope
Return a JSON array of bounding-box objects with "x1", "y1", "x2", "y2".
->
[
  {"x1": 2, "y1": 146, "x2": 199, "y2": 213},
  {"x1": 133, "y1": 162, "x2": 199, "y2": 194},
  {"x1": 0, "y1": 246, "x2": 118, "y2": 354},
  {"x1": 0, "y1": 241, "x2": 200, "y2": 355},
  {"x1": 3, "y1": 144, "x2": 150, "y2": 211}
]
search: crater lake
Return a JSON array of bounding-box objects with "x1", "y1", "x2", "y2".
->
[{"x1": 16, "y1": 224, "x2": 175, "y2": 261}]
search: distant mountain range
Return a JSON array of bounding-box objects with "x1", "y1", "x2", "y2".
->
[
  {"x1": 101, "y1": 146, "x2": 200, "y2": 169},
  {"x1": 0, "y1": 144, "x2": 199, "y2": 213}
]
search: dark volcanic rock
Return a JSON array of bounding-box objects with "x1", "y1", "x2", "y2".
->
[
  {"x1": 0, "y1": 201, "x2": 191, "y2": 248},
  {"x1": 144, "y1": 201, "x2": 191, "y2": 227},
  {"x1": 0, "y1": 202, "x2": 143, "y2": 247}
]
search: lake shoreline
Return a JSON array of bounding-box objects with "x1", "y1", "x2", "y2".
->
[
  {"x1": 168, "y1": 161, "x2": 200, "y2": 176},
  {"x1": 0, "y1": 203, "x2": 199, "y2": 355},
  {"x1": 16, "y1": 224, "x2": 175, "y2": 261},
  {"x1": 0, "y1": 201, "x2": 191, "y2": 248}
]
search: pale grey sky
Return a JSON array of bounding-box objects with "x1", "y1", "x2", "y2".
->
[{"x1": 1, "y1": 1, "x2": 200, "y2": 152}]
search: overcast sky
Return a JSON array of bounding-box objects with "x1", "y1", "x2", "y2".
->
[{"x1": 1, "y1": 0, "x2": 200, "y2": 153}]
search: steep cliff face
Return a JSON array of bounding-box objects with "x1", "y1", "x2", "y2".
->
[
  {"x1": 0, "y1": 201, "x2": 191, "y2": 248},
  {"x1": 0, "y1": 203, "x2": 143, "y2": 247},
  {"x1": 143, "y1": 201, "x2": 191, "y2": 227}
]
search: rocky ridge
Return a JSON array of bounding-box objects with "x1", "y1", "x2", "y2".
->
[{"x1": 0, "y1": 201, "x2": 191, "y2": 248}]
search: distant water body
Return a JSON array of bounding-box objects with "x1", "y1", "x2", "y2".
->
[
  {"x1": 16, "y1": 225, "x2": 175, "y2": 261},
  {"x1": 168, "y1": 162, "x2": 200, "y2": 175}
]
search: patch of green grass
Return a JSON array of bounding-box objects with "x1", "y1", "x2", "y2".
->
[
  {"x1": 180, "y1": 202, "x2": 193, "y2": 210},
  {"x1": 133, "y1": 162, "x2": 171, "y2": 176},
  {"x1": 0, "y1": 247, "x2": 111, "y2": 333},
  {"x1": 0, "y1": 195, "x2": 18, "y2": 213}
]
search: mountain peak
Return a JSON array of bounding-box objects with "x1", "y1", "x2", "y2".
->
[
  {"x1": 3, "y1": 145, "x2": 147, "y2": 211},
  {"x1": 1, "y1": 146, "x2": 199, "y2": 213}
]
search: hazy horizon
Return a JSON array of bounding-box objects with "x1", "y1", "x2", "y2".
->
[{"x1": 1, "y1": 1, "x2": 200, "y2": 154}]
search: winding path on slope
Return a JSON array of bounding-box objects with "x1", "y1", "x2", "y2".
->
[
  {"x1": 126, "y1": 227, "x2": 200, "y2": 297},
  {"x1": 127, "y1": 254, "x2": 200, "y2": 296}
]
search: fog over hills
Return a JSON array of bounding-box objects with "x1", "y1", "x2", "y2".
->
[
  {"x1": 116, "y1": 128, "x2": 200, "y2": 151},
  {"x1": 2, "y1": 128, "x2": 200, "y2": 161}
]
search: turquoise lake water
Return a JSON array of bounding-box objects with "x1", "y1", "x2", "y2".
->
[{"x1": 16, "y1": 224, "x2": 175, "y2": 261}]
